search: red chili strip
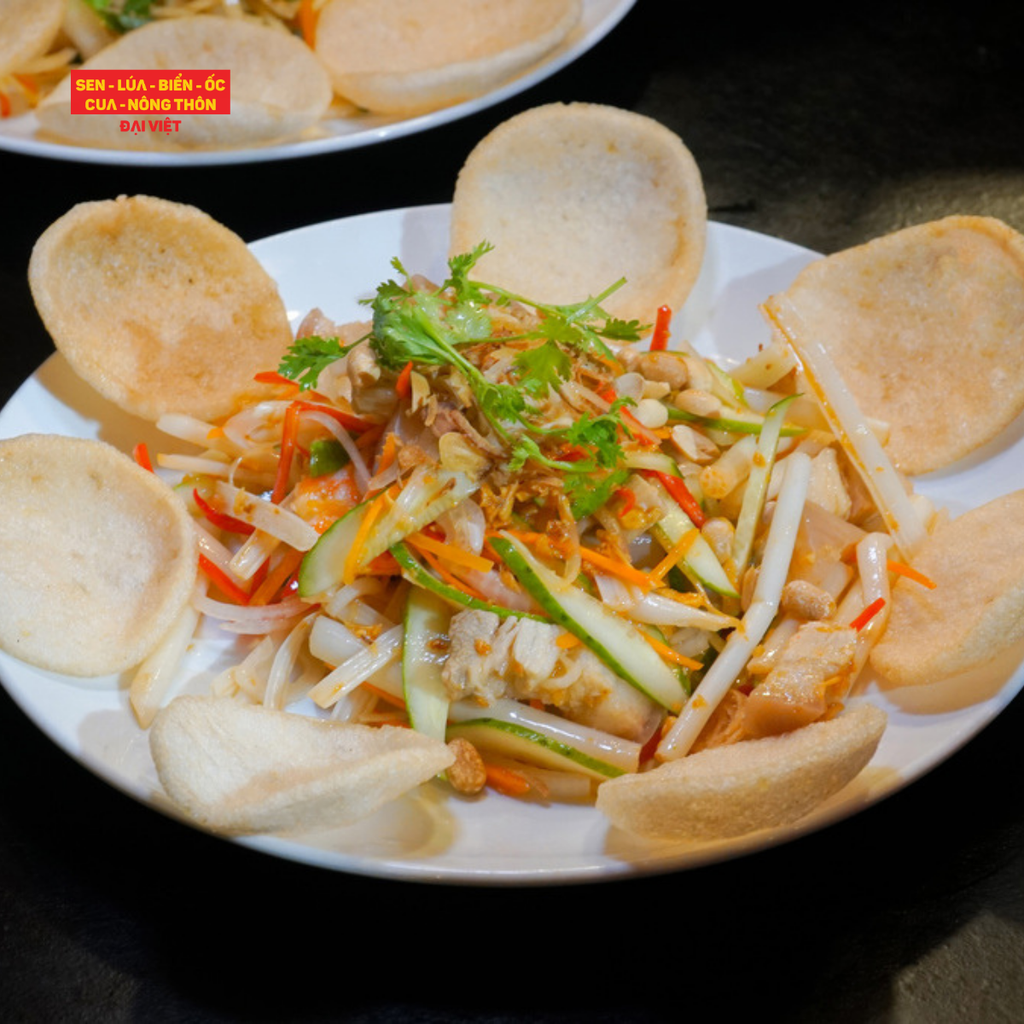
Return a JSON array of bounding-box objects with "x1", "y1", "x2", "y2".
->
[
  {"x1": 193, "y1": 489, "x2": 255, "y2": 535},
  {"x1": 614, "y1": 486, "x2": 637, "y2": 518},
  {"x1": 649, "y1": 305, "x2": 672, "y2": 351},
  {"x1": 291, "y1": 399, "x2": 374, "y2": 435},
  {"x1": 253, "y1": 370, "x2": 300, "y2": 390},
  {"x1": 198, "y1": 554, "x2": 251, "y2": 605},
  {"x1": 849, "y1": 596, "x2": 886, "y2": 632},
  {"x1": 649, "y1": 470, "x2": 706, "y2": 528},
  {"x1": 132, "y1": 442, "x2": 154, "y2": 472}
]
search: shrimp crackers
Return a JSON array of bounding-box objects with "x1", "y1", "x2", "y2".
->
[
  {"x1": 28, "y1": 195, "x2": 293, "y2": 422},
  {"x1": 150, "y1": 696, "x2": 455, "y2": 835},
  {"x1": 314, "y1": 0, "x2": 581, "y2": 117},
  {"x1": 0, "y1": 434, "x2": 196, "y2": 677},
  {"x1": 595, "y1": 703, "x2": 886, "y2": 841},
  {"x1": 769, "y1": 216, "x2": 1024, "y2": 475},
  {"x1": 870, "y1": 489, "x2": 1024, "y2": 687},
  {"x1": 0, "y1": 0, "x2": 64, "y2": 78},
  {"x1": 449, "y1": 102, "x2": 708, "y2": 326},
  {"x1": 35, "y1": 16, "x2": 332, "y2": 151}
]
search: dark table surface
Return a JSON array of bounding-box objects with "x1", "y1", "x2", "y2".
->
[{"x1": 3, "y1": 3, "x2": 1024, "y2": 1021}]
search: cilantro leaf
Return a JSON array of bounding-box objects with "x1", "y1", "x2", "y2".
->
[
  {"x1": 80, "y1": 0, "x2": 154, "y2": 32},
  {"x1": 513, "y1": 340, "x2": 572, "y2": 398},
  {"x1": 567, "y1": 467, "x2": 630, "y2": 518},
  {"x1": 278, "y1": 335, "x2": 360, "y2": 391}
]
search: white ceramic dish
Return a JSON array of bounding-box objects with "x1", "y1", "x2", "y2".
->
[
  {"x1": 2, "y1": 204, "x2": 1022, "y2": 885},
  {"x1": 0, "y1": 0, "x2": 634, "y2": 167}
]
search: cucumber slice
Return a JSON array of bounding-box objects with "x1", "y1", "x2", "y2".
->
[
  {"x1": 297, "y1": 469, "x2": 480, "y2": 600},
  {"x1": 667, "y1": 405, "x2": 806, "y2": 438},
  {"x1": 447, "y1": 720, "x2": 628, "y2": 781},
  {"x1": 623, "y1": 450, "x2": 681, "y2": 476},
  {"x1": 297, "y1": 500, "x2": 369, "y2": 600},
  {"x1": 358, "y1": 469, "x2": 480, "y2": 569},
  {"x1": 391, "y1": 542, "x2": 545, "y2": 620},
  {"x1": 489, "y1": 535, "x2": 685, "y2": 713},
  {"x1": 630, "y1": 474, "x2": 739, "y2": 598},
  {"x1": 402, "y1": 587, "x2": 451, "y2": 742}
]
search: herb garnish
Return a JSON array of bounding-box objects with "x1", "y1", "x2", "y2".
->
[
  {"x1": 277, "y1": 243, "x2": 650, "y2": 501},
  {"x1": 80, "y1": 0, "x2": 154, "y2": 33}
]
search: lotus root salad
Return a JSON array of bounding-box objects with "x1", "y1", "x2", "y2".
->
[{"x1": 119, "y1": 240, "x2": 940, "y2": 830}]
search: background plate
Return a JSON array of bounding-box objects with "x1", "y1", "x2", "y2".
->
[
  {"x1": 1, "y1": 204, "x2": 1022, "y2": 885},
  {"x1": 0, "y1": 0, "x2": 634, "y2": 167}
]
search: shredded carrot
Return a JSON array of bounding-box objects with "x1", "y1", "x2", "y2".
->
[
  {"x1": 577, "y1": 546, "x2": 654, "y2": 591},
  {"x1": 343, "y1": 490, "x2": 388, "y2": 584},
  {"x1": 650, "y1": 305, "x2": 672, "y2": 351},
  {"x1": 414, "y1": 545, "x2": 494, "y2": 603},
  {"x1": 297, "y1": 0, "x2": 318, "y2": 45},
  {"x1": 271, "y1": 402, "x2": 303, "y2": 504},
  {"x1": 556, "y1": 631, "x2": 581, "y2": 649},
  {"x1": 198, "y1": 554, "x2": 251, "y2": 605},
  {"x1": 638, "y1": 627, "x2": 703, "y2": 671},
  {"x1": 132, "y1": 442, "x2": 154, "y2": 472},
  {"x1": 501, "y1": 528, "x2": 653, "y2": 591},
  {"x1": 249, "y1": 548, "x2": 304, "y2": 606},
  {"x1": 484, "y1": 762, "x2": 532, "y2": 798},
  {"x1": 887, "y1": 559, "x2": 937, "y2": 589},
  {"x1": 0, "y1": 91, "x2": 10, "y2": 119},
  {"x1": 375, "y1": 431, "x2": 398, "y2": 475},
  {"x1": 405, "y1": 531, "x2": 494, "y2": 574},
  {"x1": 849, "y1": 596, "x2": 886, "y2": 632},
  {"x1": 648, "y1": 528, "x2": 699, "y2": 584},
  {"x1": 395, "y1": 360, "x2": 414, "y2": 400},
  {"x1": 361, "y1": 682, "x2": 407, "y2": 710}
]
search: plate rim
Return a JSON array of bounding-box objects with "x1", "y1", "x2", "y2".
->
[{"x1": 2, "y1": 204, "x2": 1023, "y2": 885}]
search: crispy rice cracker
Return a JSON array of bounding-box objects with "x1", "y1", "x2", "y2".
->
[
  {"x1": 29, "y1": 194, "x2": 293, "y2": 422},
  {"x1": 449, "y1": 102, "x2": 708, "y2": 326},
  {"x1": 596, "y1": 703, "x2": 886, "y2": 841},
  {"x1": 769, "y1": 216, "x2": 1024, "y2": 475},
  {"x1": 0, "y1": 0, "x2": 64, "y2": 77},
  {"x1": 150, "y1": 695, "x2": 455, "y2": 835},
  {"x1": 870, "y1": 489, "x2": 1024, "y2": 687},
  {"x1": 315, "y1": 0, "x2": 580, "y2": 117},
  {"x1": 0, "y1": 434, "x2": 196, "y2": 677}
]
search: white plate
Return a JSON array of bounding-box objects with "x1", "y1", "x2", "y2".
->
[
  {"x1": 0, "y1": 0, "x2": 634, "y2": 167},
  {"x1": 3, "y1": 205, "x2": 1023, "y2": 885}
]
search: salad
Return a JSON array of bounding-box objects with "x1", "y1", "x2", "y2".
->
[{"x1": 132, "y1": 240, "x2": 929, "y2": 808}]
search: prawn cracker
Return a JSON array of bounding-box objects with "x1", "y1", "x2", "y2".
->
[
  {"x1": 870, "y1": 489, "x2": 1024, "y2": 687},
  {"x1": 150, "y1": 695, "x2": 455, "y2": 835},
  {"x1": 0, "y1": 0, "x2": 64, "y2": 77},
  {"x1": 595, "y1": 703, "x2": 886, "y2": 841},
  {"x1": 0, "y1": 433, "x2": 196, "y2": 677},
  {"x1": 315, "y1": 0, "x2": 580, "y2": 117},
  {"x1": 35, "y1": 16, "x2": 332, "y2": 150},
  {"x1": 449, "y1": 102, "x2": 708, "y2": 326},
  {"x1": 768, "y1": 216, "x2": 1024, "y2": 475},
  {"x1": 29, "y1": 194, "x2": 294, "y2": 422}
]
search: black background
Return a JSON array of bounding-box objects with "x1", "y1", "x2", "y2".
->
[{"x1": 2, "y1": 3, "x2": 1024, "y2": 1021}]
